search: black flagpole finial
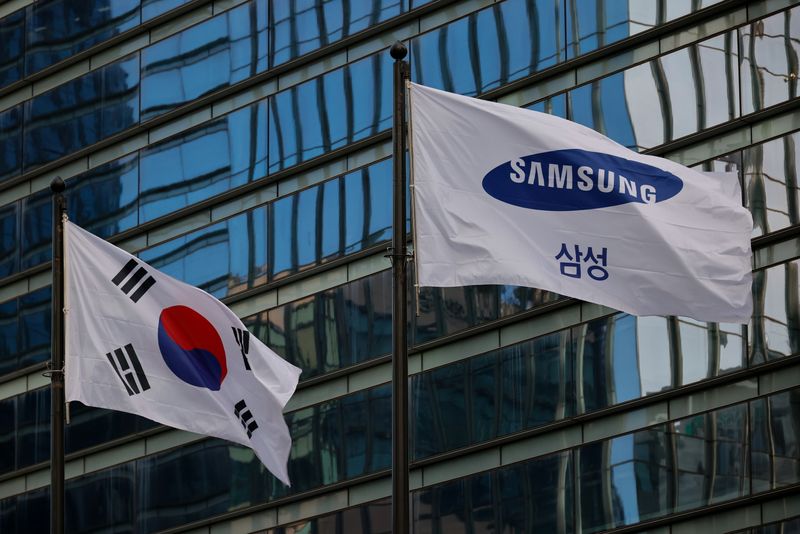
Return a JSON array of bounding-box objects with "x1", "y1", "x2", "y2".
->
[
  {"x1": 390, "y1": 41, "x2": 407, "y2": 61},
  {"x1": 50, "y1": 176, "x2": 65, "y2": 194}
]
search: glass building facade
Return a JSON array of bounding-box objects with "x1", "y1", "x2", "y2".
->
[{"x1": 0, "y1": 0, "x2": 799, "y2": 532}]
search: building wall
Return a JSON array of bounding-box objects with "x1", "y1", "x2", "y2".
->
[{"x1": 0, "y1": 0, "x2": 799, "y2": 532}]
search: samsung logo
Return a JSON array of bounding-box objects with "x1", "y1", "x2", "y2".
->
[{"x1": 482, "y1": 149, "x2": 683, "y2": 211}]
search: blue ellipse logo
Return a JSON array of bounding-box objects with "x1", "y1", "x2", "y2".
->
[{"x1": 481, "y1": 149, "x2": 683, "y2": 211}]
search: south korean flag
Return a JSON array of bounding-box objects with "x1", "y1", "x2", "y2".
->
[{"x1": 64, "y1": 221, "x2": 302, "y2": 485}]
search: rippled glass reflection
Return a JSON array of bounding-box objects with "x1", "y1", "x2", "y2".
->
[
  {"x1": 139, "y1": 101, "x2": 267, "y2": 222},
  {"x1": 0, "y1": 203, "x2": 18, "y2": 277},
  {"x1": 750, "y1": 388, "x2": 800, "y2": 492},
  {"x1": 566, "y1": 0, "x2": 725, "y2": 58},
  {"x1": 412, "y1": 331, "x2": 573, "y2": 460},
  {"x1": 271, "y1": 498, "x2": 391, "y2": 534},
  {"x1": 140, "y1": 207, "x2": 268, "y2": 299},
  {"x1": 745, "y1": 132, "x2": 800, "y2": 237},
  {"x1": 268, "y1": 52, "x2": 392, "y2": 172},
  {"x1": 0, "y1": 10, "x2": 24, "y2": 87},
  {"x1": 25, "y1": 0, "x2": 139, "y2": 76},
  {"x1": 23, "y1": 54, "x2": 140, "y2": 170},
  {"x1": 751, "y1": 260, "x2": 800, "y2": 364},
  {"x1": 569, "y1": 32, "x2": 738, "y2": 150},
  {"x1": 140, "y1": 1, "x2": 268, "y2": 119},
  {"x1": 413, "y1": 451, "x2": 573, "y2": 533},
  {"x1": 0, "y1": 105, "x2": 22, "y2": 183},
  {"x1": 0, "y1": 287, "x2": 50, "y2": 376},
  {"x1": 411, "y1": 0, "x2": 563, "y2": 96},
  {"x1": 270, "y1": 0, "x2": 402, "y2": 66},
  {"x1": 741, "y1": 6, "x2": 800, "y2": 114}
]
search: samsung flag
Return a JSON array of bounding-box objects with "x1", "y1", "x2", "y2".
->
[
  {"x1": 409, "y1": 82, "x2": 753, "y2": 323},
  {"x1": 64, "y1": 221, "x2": 302, "y2": 485}
]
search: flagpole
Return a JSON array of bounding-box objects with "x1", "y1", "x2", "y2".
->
[
  {"x1": 390, "y1": 41, "x2": 410, "y2": 534},
  {"x1": 50, "y1": 177, "x2": 66, "y2": 534}
]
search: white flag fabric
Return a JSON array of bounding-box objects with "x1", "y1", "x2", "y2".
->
[
  {"x1": 409, "y1": 82, "x2": 753, "y2": 323},
  {"x1": 64, "y1": 221, "x2": 301, "y2": 485}
]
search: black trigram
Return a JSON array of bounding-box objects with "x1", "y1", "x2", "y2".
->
[
  {"x1": 232, "y1": 327, "x2": 251, "y2": 370},
  {"x1": 106, "y1": 344, "x2": 150, "y2": 396},
  {"x1": 234, "y1": 399, "x2": 258, "y2": 438},
  {"x1": 111, "y1": 259, "x2": 156, "y2": 303}
]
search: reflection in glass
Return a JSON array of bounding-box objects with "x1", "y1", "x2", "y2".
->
[
  {"x1": 745, "y1": 132, "x2": 800, "y2": 237},
  {"x1": 0, "y1": 105, "x2": 22, "y2": 183},
  {"x1": 672, "y1": 403, "x2": 749, "y2": 510},
  {"x1": 268, "y1": 52, "x2": 392, "y2": 172},
  {"x1": 0, "y1": 486, "x2": 48, "y2": 534},
  {"x1": 140, "y1": 1, "x2": 268, "y2": 119},
  {"x1": 65, "y1": 465, "x2": 135, "y2": 533},
  {"x1": 411, "y1": 0, "x2": 563, "y2": 96},
  {"x1": 740, "y1": 6, "x2": 800, "y2": 114},
  {"x1": 750, "y1": 260, "x2": 800, "y2": 364},
  {"x1": 271, "y1": 498, "x2": 391, "y2": 534},
  {"x1": 565, "y1": 0, "x2": 724, "y2": 58},
  {"x1": 142, "y1": 0, "x2": 190, "y2": 21},
  {"x1": 578, "y1": 426, "x2": 671, "y2": 532},
  {"x1": 270, "y1": 0, "x2": 402, "y2": 66},
  {"x1": 259, "y1": 269, "x2": 392, "y2": 379},
  {"x1": 0, "y1": 10, "x2": 24, "y2": 88},
  {"x1": 25, "y1": 0, "x2": 139, "y2": 76},
  {"x1": 139, "y1": 101, "x2": 267, "y2": 222},
  {"x1": 569, "y1": 32, "x2": 738, "y2": 150},
  {"x1": 412, "y1": 331, "x2": 573, "y2": 459},
  {"x1": 23, "y1": 54, "x2": 140, "y2": 170},
  {"x1": 140, "y1": 207, "x2": 268, "y2": 299},
  {"x1": 0, "y1": 287, "x2": 50, "y2": 376},
  {"x1": 527, "y1": 92, "x2": 568, "y2": 118},
  {"x1": 750, "y1": 388, "x2": 800, "y2": 492},
  {"x1": 0, "y1": 203, "x2": 18, "y2": 277},
  {"x1": 412, "y1": 451, "x2": 573, "y2": 533}
]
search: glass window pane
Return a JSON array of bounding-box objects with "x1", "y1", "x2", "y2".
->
[
  {"x1": 25, "y1": 0, "x2": 139, "y2": 76},
  {"x1": 139, "y1": 207, "x2": 268, "y2": 299},
  {"x1": 268, "y1": 52, "x2": 392, "y2": 173},
  {"x1": 270, "y1": 0, "x2": 402, "y2": 66},
  {"x1": 750, "y1": 388, "x2": 800, "y2": 492},
  {"x1": 139, "y1": 101, "x2": 267, "y2": 222},
  {"x1": 568, "y1": 32, "x2": 738, "y2": 150},
  {"x1": 0, "y1": 203, "x2": 19, "y2": 278},
  {"x1": 744, "y1": 132, "x2": 800, "y2": 238},
  {"x1": 142, "y1": 0, "x2": 191, "y2": 21},
  {"x1": 0, "y1": 10, "x2": 24, "y2": 88},
  {"x1": 23, "y1": 54, "x2": 140, "y2": 171},
  {"x1": 740, "y1": 6, "x2": 800, "y2": 114},
  {"x1": 140, "y1": 1, "x2": 268, "y2": 119},
  {"x1": 411, "y1": 0, "x2": 563, "y2": 96},
  {"x1": 0, "y1": 105, "x2": 22, "y2": 183},
  {"x1": 750, "y1": 259, "x2": 800, "y2": 364}
]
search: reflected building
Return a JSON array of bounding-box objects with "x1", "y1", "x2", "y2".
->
[{"x1": 0, "y1": 1, "x2": 800, "y2": 533}]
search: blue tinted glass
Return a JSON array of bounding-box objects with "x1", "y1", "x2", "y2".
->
[
  {"x1": 0, "y1": 297, "x2": 19, "y2": 376},
  {"x1": 65, "y1": 465, "x2": 135, "y2": 533},
  {"x1": 260, "y1": 269, "x2": 392, "y2": 378},
  {"x1": 139, "y1": 100, "x2": 266, "y2": 222},
  {"x1": 568, "y1": 32, "x2": 739, "y2": 151},
  {"x1": 0, "y1": 486, "x2": 48, "y2": 534},
  {"x1": 18, "y1": 287, "x2": 51, "y2": 369},
  {"x1": 68, "y1": 153, "x2": 139, "y2": 239},
  {"x1": 140, "y1": 1, "x2": 268, "y2": 119},
  {"x1": 66, "y1": 402, "x2": 158, "y2": 455},
  {"x1": 24, "y1": 54, "x2": 140, "y2": 170},
  {"x1": 0, "y1": 9, "x2": 24, "y2": 87},
  {"x1": 0, "y1": 397, "x2": 13, "y2": 474},
  {"x1": 268, "y1": 52, "x2": 392, "y2": 172},
  {"x1": 343, "y1": 159, "x2": 392, "y2": 252},
  {"x1": 20, "y1": 189, "x2": 51, "y2": 269},
  {"x1": 25, "y1": 0, "x2": 139, "y2": 75},
  {"x1": 579, "y1": 426, "x2": 671, "y2": 532},
  {"x1": 139, "y1": 207, "x2": 268, "y2": 298},
  {"x1": 750, "y1": 388, "x2": 800, "y2": 492},
  {"x1": 411, "y1": 0, "x2": 563, "y2": 96},
  {"x1": 412, "y1": 450, "x2": 573, "y2": 533},
  {"x1": 0, "y1": 105, "x2": 22, "y2": 183},
  {"x1": 0, "y1": 203, "x2": 19, "y2": 277},
  {"x1": 142, "y1": 0, "x2": 190, "y2": 21},
  {"x1": 270, "y1": 0, "x2": 402, "y2": 66},
  {"x1": 527, "y1": 92, "x2": 568, "y2": 118},
  {"x1": 412, "y1": 331, "x2": 573, "y2": 459},
  {"x1": 750, "y1": 260, "x2": 800, "y2": 364},
  {"x1": 16, "y1": 387, "x2": 49, "y2": 468},
  {"x1": 413, "y1": 283, "x2": 499, "y2": 345}
]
